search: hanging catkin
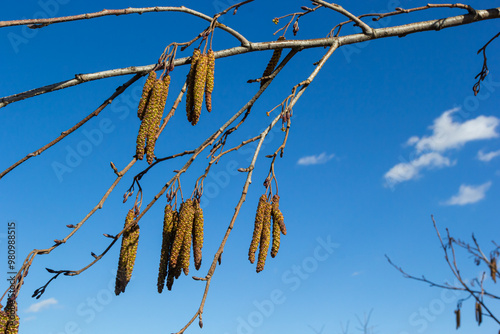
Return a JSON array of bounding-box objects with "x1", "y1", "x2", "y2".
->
[
  {"x1": 169, "y1": 200, "x2": 194, "y2": 269},
  {"x1": 260, "y1": 36, "x2": 285, "y2": 87},
  {"x1": 249, "y1": 195, "x2": 267, "y2": 264},
  {"x1": 145, "y1": 75, "x2": 170, "y2": 164},
  {"x1": 205, "y1": 49, "x2": 215, "y2": 113},
  {"x1": 157, "y1": 204, "x2": 175, "y2": 293},
  {"x1": 137, "y1": 71, "x2": 157, "y2": 120},
  {"x1": 191, "y1": 54, "x2": 208, "y2": 125},
  {"x1": 186, "y1": 49, "x2": 201, "y2": 123},
  {"x1": 256, "y1": 201, "x2": 272, "y2": 273},
  {"x1": 192, "y1": 199, "x2": 204, "y2": 270},
  {"x1": 115, "y1": 210, "x2": 140, "y2": 295},
  {"x1": 4, "y1": 299, "x2": 19, "y2": 334}
]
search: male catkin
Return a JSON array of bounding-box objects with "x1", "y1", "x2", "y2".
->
[
  {"x1": 192, "y1": 200, "x2": 204, "y2": 270},
  {"x1": 249, "y1": 194, "x2": 267, "y2": 264},
  {"x1": 256, "y1": 201, "x2": 272, "y2": 273},
  {"x1": 136, "y1": 78, "x2": 160, "y2": 160},
  {"x1": 137, "y1": 71, "x2": 157, "y2": 120},
  {"x1": 157, "y1": 204, "x2": 175, "y2": 293},
  {"x1": 191, "y1": 54, "x2": 208, "y2": 125},
  {"x1": 146, "y1": 75, "x2": 170, "y2": 164},
  {"x1": 115, "y1": 210, "x2": 139, "y2": 295},
  {"x1": 170, "y1": 200, "x2": 194, "y2": 269},
  {"x1": 186, "y1": 49, "x2": 201, "y2": 123},
  {"x1": 205, "y1": 49, "x2": 215, "y2": 113}
]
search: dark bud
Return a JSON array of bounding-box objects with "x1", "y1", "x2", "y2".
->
[
  {"x1": 263, "y1": 177, "x2": 270, "y2": 188},
  {"x1": 395, "y1": 7, "x2": 403, "y2": 11},
  {"x1": 301, "y1": 6, "x2": 312, "y2": 11},
  {"x1": 199, "y1": 319, "x2": 204, "y2": 328},
  {"x1": 293, "y1": 21, "x2": 299, "y2": 36},
  {"x1": 169, "y1": 62, "x2": 175, "y2": 73},
  {"x1": 66, "y1": 224, "x2": 76, "y2": 228},
  {"x1": 233, "y1": 7, "x2": 238, "y2": 15},
  {"x1": 54, "y1": 239, "x2": 63, "y2": 244},
  {"x1": 218, "y1": 252, "x2": 223, "y2": 265},
  {"x1": 103, "y1": 233, "x2": 116, "y2": 239},
  {"x1": 173, "y1": 169, "x2": 180, "y2": 173},
  {"x1": 91, "y1": 252, "x2": 98, "y2": 259},
  {"x1": 46, "y1": 268, "x2": 57, "y2": 274}
]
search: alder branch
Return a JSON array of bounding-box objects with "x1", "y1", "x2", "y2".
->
[
  {"x1": 0, "y1": 6, "x2": 250, "y2": 47},
  {"x1": 0, "y1": 73, "x2": 143, "y2": 181},
  {"x1": 2, "y1": 6, "x2": 499, "y2": 109},
  {"x1": 23, "y1": 49, "x2": 299, "y2": 300}
]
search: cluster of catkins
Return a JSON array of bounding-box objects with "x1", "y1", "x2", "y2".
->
[
  {"x1": 115, "y1": 209, "x2": 140, "y2": 295},
  {"x1": 186, "y1": 49, "x2": 215, "y2": 125},
  {"x1": 0, "y1": 299, "x2": 19, "y2": 334},
  {"x1": 248, "y1": 195, "x2": 286, "y2": 272},
  {"x1": 157, "y1": 199, "x2": 204, "y2": 293},
  {"x1": 260, "y1": 36, "x2": 285, "y2": 87},
  {"x1": 136, "y1": 71, "x2": 171, "y2": 164}
]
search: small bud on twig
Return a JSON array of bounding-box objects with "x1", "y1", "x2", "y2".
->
[
  {"x1": 91, "y1": 252, "x2": 98, "y2": 259},
  {"x1": 66, "y1": 224, "x2": 76, "y2": 228}
]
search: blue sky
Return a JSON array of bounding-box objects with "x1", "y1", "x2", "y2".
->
[{"x1": 1, "y1": 1, "x2": 499, "y2": 333}]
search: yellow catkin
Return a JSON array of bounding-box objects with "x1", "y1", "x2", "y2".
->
[
  {"x1": 192, "y1": 200, "x2": 204, "y2": 270},
  {"x1": 115, "y1": 210, "x2": 139, "y2": 295},
  {"x1": 4, "y1": 299, "x2": 19, "y2": 334},
  {"x1": 205, "y1": 49, "x2": 215, "y2": 113},
  {"x1": 169, "y1": 200, "x2": 194, "y2": 269},
  {"x1": 256, "y1": 201, "x2": 272, "y2": 273},
  {"x1": 137, "y1": 71, "x2": 157, "y2": 120},
  {"x1": 260, "y1": 36, "x2": 285, "y2": 87},
  {"x1": 0, "y1": 305, "x2": 7, "y2": 333},
  {"x1": 191, "y1": 54, "x2": 208, "y2": 126},
  {"x1": 491, "y1": 257, "x2": 497, "y2": 283},
  {"x1": 270, "y1": 213, "x2": 280, "y2": 259},
  {"x1": 157, "y1": 204, "x2": 174, "y2": 293},
  {"x1": 186, "y1": 49, "x2": 201, "y2": 123},
  {"x1": 271, "y1": 195, "x2": 286, "y2": 235},
  {"x1": 136, "y1": 78, "x2": 160, "y2": 160},
  {"x1": 249, "y1": 194, "x2": 267, "y2": 264},
  {"x1": 146, "y1": 75, "x2": 170, "y2": 164}
]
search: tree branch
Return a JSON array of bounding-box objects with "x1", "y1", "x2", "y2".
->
[{"x1": 1, "y1": 7, "x2": 499, "y2": 109}]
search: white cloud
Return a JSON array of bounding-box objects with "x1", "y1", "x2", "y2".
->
[
  {"x1": 385, "y1": 108, "x2": 500, "y2": 186},
  {"x1": 443, "y1": 182, "x2": 492, "y2": 206},
  {"x1": 478, "y1": 149, "x2": 500, "y2": 162},
  {"x1": 26, "y1": 298, "x2": 58, "y2": 313},
  {"x1": 411, "y1": 108, "x2": 499, "y2": 153},
  {"x1": 297, "y1": 152, "x2": 334, "y2": 166},
  {"x1": 384, "y1": 152, "x2": 453, "y2": 185}
]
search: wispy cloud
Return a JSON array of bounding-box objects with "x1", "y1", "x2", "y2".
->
[
  {"x1": 443, "y1": 182, "x2": 492, "y2": 206},
  {"x1": 297, "y1": 152, "x2": 334, "y2": 166},
  {"x1": 478, "y1": 149, "x2": 500, "y2": 162},
  {"x1": 384, "y1": 152, "x2": 453, "y2": 185},
  {"x1": 26, "y1": 298, "x2": 58, "y2": 313},
  {"x1": 385, "y1": 108, "x2": 500, "y2": 186}
]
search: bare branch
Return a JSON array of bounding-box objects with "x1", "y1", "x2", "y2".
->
[{"x1": 2, "y1": 7, "x2": 499, "y2": 109}]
